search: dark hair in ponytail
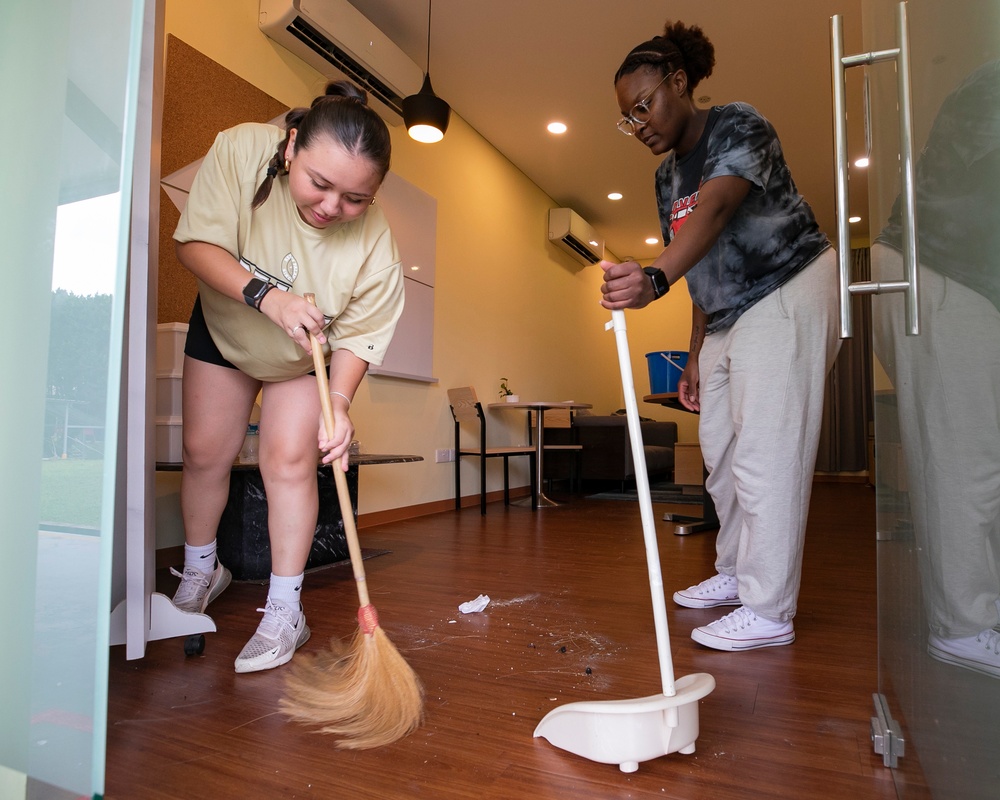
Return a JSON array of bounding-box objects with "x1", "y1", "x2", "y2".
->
[
  {"x1": 252, "y1": 80, "x2": 392, "y2": 210},
  {"x1": 614, "y1": 20, "x2": 716, "y2": 92}
]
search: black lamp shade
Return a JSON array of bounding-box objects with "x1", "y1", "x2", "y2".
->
[{"x1": 402, "y1": 74, "x2": 451, "y2": 143}]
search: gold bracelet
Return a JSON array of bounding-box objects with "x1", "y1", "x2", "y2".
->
[{"x1": 330, "y1": 390, "x2": 352, "y2": 408}]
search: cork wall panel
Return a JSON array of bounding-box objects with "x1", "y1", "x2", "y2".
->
[{"x1": 158, "y1": 35, "x2": 288, "y2": 323}]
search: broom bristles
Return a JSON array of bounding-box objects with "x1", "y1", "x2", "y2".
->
[{"x1": 280, "y1": 622, "x2": 424, "y2": 750}]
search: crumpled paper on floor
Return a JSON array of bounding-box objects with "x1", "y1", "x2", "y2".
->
[{"x1": 458, "y1": 594, "x2": 490, "y2": 614}]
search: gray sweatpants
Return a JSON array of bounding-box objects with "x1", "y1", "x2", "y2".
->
[
  {"x1": 872, "y1": 243, "x2": 1000, "y2": 638},
  {"x1": 698, "y1": 248, "x2": 841, "y2": 622}
]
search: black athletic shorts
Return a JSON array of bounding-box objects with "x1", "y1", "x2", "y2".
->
[
  {"x1": 182, "y1": 294, "x2": 329, "y2": 377},
  {"x1": 184, "y1": 295, "x2": 238, "y2": 370}
]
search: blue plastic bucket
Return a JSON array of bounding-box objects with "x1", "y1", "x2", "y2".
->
[{"x1": 645, "y1": 351, "x2": 689, "y2": 394}]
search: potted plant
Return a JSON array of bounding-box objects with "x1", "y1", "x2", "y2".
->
[{"x1": 499, "y1": 378, "x2": 519, "y2": 403}]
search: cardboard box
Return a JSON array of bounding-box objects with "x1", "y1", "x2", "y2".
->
[{"x1": 674, "y1": 442, "x2": 703, "y2": 486}]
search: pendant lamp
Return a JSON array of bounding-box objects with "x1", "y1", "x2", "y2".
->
[{"x1": 403, "y1": 0, "x2": 450, "y2": 143}]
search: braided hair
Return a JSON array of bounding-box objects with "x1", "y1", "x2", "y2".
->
[
  {"x1": 251, "y1": 80, "x2": 392, "y2": 210},
  {"x1": 614, "y1": 20, "x2": 716, "y2": 92}
]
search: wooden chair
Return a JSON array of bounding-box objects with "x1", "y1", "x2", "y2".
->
[
  {"x1": 447, "y1": 387, "x2": 537, "y2": 515},
  {"x1": 528, "y1": 408, "x2": 584, "y2": 493}
]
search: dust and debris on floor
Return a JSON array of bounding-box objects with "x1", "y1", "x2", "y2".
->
[{"x1": 388, "y1": 591, "x2": 627, "y2": 694}]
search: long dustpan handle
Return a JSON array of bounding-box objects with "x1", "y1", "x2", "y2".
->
[
  {"x1": 606, "y1": 309, "x2": 676, "y2": 697},
  {"x1": 305, "y1": 293, "x2": 370, "y2": 608}
]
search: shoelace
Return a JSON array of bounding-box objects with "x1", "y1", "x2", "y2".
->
[
  {"x1": 255, "y1": 601, "x2": 297, "y2": 639},
  {"x1": 977, "y1": 629, "x2": 1000, "y2": 654},
  {"x1": 718, "y1": 606, "x2": 757, "y2": 631},
  {"x1": 169, "y1": 567, "x2": 210, "y2": 601},
  {"x1": 698, "y1": 574, "x2": 736, "y2": 594}
]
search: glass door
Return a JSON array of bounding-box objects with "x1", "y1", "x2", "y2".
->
[
  {"x1": 0, "y1": 0, "x2": 144, "y2": 797},
  {"x1": 856, "y1": 1, "x2": 999, "y2": 797}
]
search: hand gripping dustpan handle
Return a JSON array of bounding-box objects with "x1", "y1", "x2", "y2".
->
[{"x1": 606, "y1": 310, "x2": 676, "y2": 697}]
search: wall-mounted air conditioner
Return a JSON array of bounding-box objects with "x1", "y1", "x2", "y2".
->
[
  {"x1": 258, "y1": 0, "x2": 424, "y2": 125},
  {"x1": 547, "y1": 208, "x2": 605, "y2": 266}
]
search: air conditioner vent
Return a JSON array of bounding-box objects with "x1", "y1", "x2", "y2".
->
[
  {"x1": 286, "y1": 16, "x2": 405, "y2": 116},
  {"x1": 561, "y1": 234, "x2": 601, "y2": 264},
  {"x1": 259, "y1": 0, "x2": 424, "y2": 126},
  {"x1": 547, "y1": 208, "x2": 605, "y2": 266}
]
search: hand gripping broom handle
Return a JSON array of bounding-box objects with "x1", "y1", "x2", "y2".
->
[{"x1": 305, "y1": 294, "x2": 371, "y2": 611}]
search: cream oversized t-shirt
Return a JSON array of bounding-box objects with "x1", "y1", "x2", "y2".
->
[{"x1": 174, "y1": 122, "x2": 404, "y2": 382}]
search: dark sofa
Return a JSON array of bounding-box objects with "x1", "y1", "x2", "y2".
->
[{"x1": 542, "y1": 414, "x2": 678, "y2": 491}]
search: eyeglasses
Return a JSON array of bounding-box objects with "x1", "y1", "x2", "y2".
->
[{"x1": 616, "y1": 71, "x2": 674, "y2": 136}]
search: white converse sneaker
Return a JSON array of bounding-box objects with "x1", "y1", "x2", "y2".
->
[
  {"x1": 170, "y1": 562, "x2": 232, "y2": 614},
  {"x1": 928, "y1": 629, "x2": 1000, "y2": 678},
  {"x1": 673, "y1": 573, "x2": 741, "y2": 609},
  {"x1": 234, "y1": 600, "x2": 311, "y2": 674},
  {"x1": 691, "y1": 606, "x2": 795, "y2": 651}
]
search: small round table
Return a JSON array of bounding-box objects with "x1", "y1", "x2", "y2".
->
[{"x1": 487, "y1": 400, "x2": 592, "y2": 507}]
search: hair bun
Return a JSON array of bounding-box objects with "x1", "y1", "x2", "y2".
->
[{"x1": 324, "y1": 79, "x2": 368, "y2": 105}]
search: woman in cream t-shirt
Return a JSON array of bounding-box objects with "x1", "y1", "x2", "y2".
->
[{"x1": 170, "y1": 80, "x2": 404, "y2": 674}]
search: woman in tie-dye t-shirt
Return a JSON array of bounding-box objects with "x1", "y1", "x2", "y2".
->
[{"x1": 600, "y1": 20, "x2": 841, "y2": 653}]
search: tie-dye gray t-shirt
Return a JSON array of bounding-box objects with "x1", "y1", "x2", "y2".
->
[
  {"x1": 876, "y1": 61, "x2": 1000, "y2": 312},
  {"x1": 655, "y1": 102, "x2": 830, "y2": 333}
]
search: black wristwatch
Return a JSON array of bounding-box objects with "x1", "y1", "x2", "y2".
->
[
  {"x1": 643, "y1": 267, "x2": 670, "y2": 300},
  {"x1": 242, "y1": 278, "x2": 274, "y2": 311}
]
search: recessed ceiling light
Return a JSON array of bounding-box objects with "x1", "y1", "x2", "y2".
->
[
  {"x1": 854, "y1": 157, "x2": 870, "y2": 168},
  {"x1": 547, "y1": 122, "x2": 567, "y2": 134},
  {"x1": 849, "y1": 216, "x2": 862, "y2": 223},
  {"x1": 645, "y1": 237, "x2": 659, "y2": 245},
  {"x1": 608, "y1": 192, "x2": 623, "y2": 201},
  {"x1": 410, "y1": 265, "x2": 421, "y2": 271}
]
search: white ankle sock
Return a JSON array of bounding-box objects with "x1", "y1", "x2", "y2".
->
[
  {"x1": 184, "y1": 541, "x2": 217, "y2": 575},
  {"x1": 268, "y1": 573, "x2": 304, "y2": 621}
]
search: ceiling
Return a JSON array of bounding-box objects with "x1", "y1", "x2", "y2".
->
[{"x1": 346, "y1": 0, "x2": 870, "y2": 260}]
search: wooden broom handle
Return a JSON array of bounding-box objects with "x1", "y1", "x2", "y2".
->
[{"x1": 304, "y1": 293, "x2": 370, "y2": 607}]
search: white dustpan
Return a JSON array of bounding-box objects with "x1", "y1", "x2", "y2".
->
[{"x1": 534, "y1": 309, "x2": 715, "y2": 773}]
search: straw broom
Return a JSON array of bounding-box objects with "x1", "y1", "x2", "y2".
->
[{"x1": 280, "y1": 293, "x2": 423, "y2": 749}]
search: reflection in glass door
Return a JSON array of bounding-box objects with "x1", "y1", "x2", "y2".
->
[
  {"x1": 846, "y1": 1, "x2": 999, "y2": 797},
  {"x1": 0, "y1": 0, "x2": 144, "y2": 797}
]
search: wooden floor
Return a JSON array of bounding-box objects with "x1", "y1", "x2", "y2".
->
[{"x1": 106, "y1": 482, "x2": 898, "y2": 799}]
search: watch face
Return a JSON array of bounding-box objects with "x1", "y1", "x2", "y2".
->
[
  {"x1": 644, "y1": 268, "x2": 668, "y2": 298},
  {"x1": 244, "y1": 278, "x2": 270, "y2": 307}
]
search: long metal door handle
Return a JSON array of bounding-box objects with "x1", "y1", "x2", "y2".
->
[
  {"x1": 830, "y1": 1, "x2": 920, "y2": 338},
  {"x1": 830, "y1": 13, "x2": 852, "y2": 338},
  {"x1": 894, "y1": 2, "x2": 920, "y2": 335}
]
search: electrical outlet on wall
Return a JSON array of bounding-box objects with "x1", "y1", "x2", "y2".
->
[{"x1": 434, "y1": 448, "x2": 456, "y2": 463}]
